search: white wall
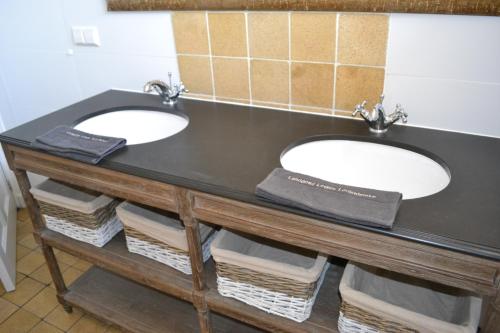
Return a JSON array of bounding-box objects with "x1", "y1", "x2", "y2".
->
[
  {"x1": 0, "y1": 2, "x2": 499, "y2": 139},
  {"x1": 384, "y1": 14, "x2": 500, "y2": 137},
  {"x1": 0, "y1": 0, "x2": 179, "y2": 130}
]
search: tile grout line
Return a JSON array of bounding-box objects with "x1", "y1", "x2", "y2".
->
[
  {"x1": 204, "y1": 11, "x2": 216, "y2": 100},
  {"x1": 332, "y1": 12, "x2": 340, "y2": 116},
  {"x1": 176, "y1": 53, "x2": 386, "y2": 69},
  {"x1": 245, "y1": 12, "x2": 253, "y2": 105}
]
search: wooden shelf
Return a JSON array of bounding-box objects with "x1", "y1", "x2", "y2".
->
[
  {"x1": 205, "y1": 259, "x2": 344, "y2": 333},
  {"x1": 41, "y1": 229, "x2": 193, "y2": 302},
  {"x1": 65, "y1": 266, "x2": 263, "y2": 333}
]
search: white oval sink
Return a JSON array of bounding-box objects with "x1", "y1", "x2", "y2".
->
[
  {"x1": 75, "y1": 110, "x2": 188, "y2": 145},
  {"x1": 281, "y1": 140, "x2": 450, "y2": 199}
]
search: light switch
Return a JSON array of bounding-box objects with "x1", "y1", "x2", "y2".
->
[{"x1": 71, "y1": 26, "x2": 100, "y2": 46}]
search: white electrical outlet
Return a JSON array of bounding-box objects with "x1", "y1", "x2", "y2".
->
[{"x1": 71, "y1": 26, "x2": 100, "y2": 46}]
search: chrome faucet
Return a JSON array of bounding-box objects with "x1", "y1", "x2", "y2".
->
[
  {"x1": 143, "y1": 72, "x2": 188, "y2": 105},
  {"x1": 352, "y1": 95, "x2": 408, "y2": 133}
]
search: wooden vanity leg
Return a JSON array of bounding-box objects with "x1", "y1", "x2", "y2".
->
[
  {"x1": 176, "y1": 188, "x2": 213, "y2": 333},
  {"x1": 483, "y1": 290, "x2": 500, "y2": 333},
  {"x1": 2, "y1": 145, "x2": 73, "y2": 312}
]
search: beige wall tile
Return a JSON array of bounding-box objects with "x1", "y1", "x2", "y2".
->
[
  {"x1": 2, "y1": 277, "x2": 44, "y2": 306},
  {"x1": 291, "y1": 105, "x2": 333, "y2": 115},
  {"x1": 334, "y1": 110, "x2": 355, "y2": 117},
  {"x1": 252, "y1": 101, "x2": 289, "y2": 110},
  {"x1": 291, "y1": 62, "x2": 334, "y2": 108},
  {"x1": 338, "y1": 14, "x2": 389, "y2": 66},
  {"x1": 248, "y1": 13, "x2": 288, "y2": 60},
  {"x1": 45, "y1": 305, "x2": 84, "y2": 331},
  {"x1": 335, "y1": 65, "x2": 385, "y2": 111},
  {"x1": 182, "y1": 93, "x2": 213, "y2": 101},
  {"x1": 291, "y1": 13, "x2": 336, "y2": 62},
  {"x1": 30, "y1": 321, "x2": 64, "y2": 333},
  {"x1": 0, "y1": 308, "x2": 40, "y2": 333},
  {"x1": 251, "y1": 60, "x2": 289, "y2": 104},
  {"x1": 212, "y1": 58, "x2": 249, "y2": 100},
  {"x1": 23, "y1": 287, "x2": 58, "y2": 318},
  {"x1": 208, "y1": 13, "x2": 247, "y2": 57},
  {"x1": 178, "y1": 55, "x2": 213, "y2": 95},
  {"x1": 0, "y1": 298, "x2": 18, "y2": 323},
  {"x1": 215, "y1": 97, "x2": 250, "y2": 104},
  {"x1": 172, "y1": 12, "x2": 209, "y2": 55}
]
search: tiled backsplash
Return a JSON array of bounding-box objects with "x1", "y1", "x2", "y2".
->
[{"x1": 172, "y1": 12, "x2": 389, "y2": 116}]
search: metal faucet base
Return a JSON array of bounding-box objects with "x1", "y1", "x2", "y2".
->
[{"x1": 369, "y1": 127, "x2": 388, "y2": 134}]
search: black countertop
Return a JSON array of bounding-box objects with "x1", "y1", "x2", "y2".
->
[{"x1": 2, "y1": 90, "x2": 500, "y2": 261}]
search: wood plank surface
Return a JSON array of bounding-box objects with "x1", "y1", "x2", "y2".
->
[{"x1": 107, "y1": 0, "x2": 500, "y2": 16}]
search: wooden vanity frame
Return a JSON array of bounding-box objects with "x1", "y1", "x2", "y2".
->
[{"x1": 3, "y1": 143, "x2": 500, "y2": 332}]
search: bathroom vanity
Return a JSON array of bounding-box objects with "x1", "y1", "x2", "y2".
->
[{"x1": 1, "y1": 90, "x2": 499, "y2": 332}]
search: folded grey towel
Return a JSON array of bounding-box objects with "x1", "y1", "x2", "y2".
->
[
  {"x1": 256, "y1": 168, "x2": 402, "y2": 229},
  {"x1": 32, "y1": 125, "x2": 126, "y2": 164}
]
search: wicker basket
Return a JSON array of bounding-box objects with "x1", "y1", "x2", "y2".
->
[
  {"x1": 211, "y1": 229, "x2": 329, "y2": 322},
  {"x1": 116, "y1": 201, "x2": 216, "y2": 275},
  {"x1": 338, "y1": 262, "x2": 482, "y2": 333},
  {"x1": 30, "y1": 179, "x2": 122, "y2": 247}
]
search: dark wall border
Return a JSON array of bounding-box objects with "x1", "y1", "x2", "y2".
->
[{"x1": 107, "y1": 0, "x2": 500, "y2": 16}]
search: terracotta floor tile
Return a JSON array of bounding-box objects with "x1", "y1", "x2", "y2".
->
[
  {"x1": 30, "y1": 263, "x2": 69, "y2": 286},
  {"x1": 0, "y1": 308, "x2": 40, "y2": 333},
  {"x1": 61, "y1": 268, "x2": 84, "y2": 286},
  {"x1": 44, "y1": 305, "x2": 83, "y2": 331},
  {"x1": 16, "y1": 273, "x2": 26, "y2": 283},
  {"x1": 23, "y1": 287, "x2": 58, "y2": 318},
  {"x1": 105, "y1": 325, "x2": 125, "y2": 333},
  {"x1": 2, "y1": 277, "x2": 45, "y2": 306},
  {"x1": 0, "y1": 298, "x2": 18, "y2": 323},
  {"x1": 17, "y1": 251, "x2": 46, "y2": 275},
  {"x1": 68, "y1": 315, "x2": 108, "y2": 333},
  {"x1": 71, "y1": 260, "x2": 92, "y2": 272},
  {"x1": 16, "y1": 245, "x2": 32, "y2": 261},
  {"x1": 17, "y1": 209, "x2": 31, "y2": 223},
  {"x1": 55, "y1": 252, "x2": 78, "y2": 266},
  {"x1": 18, "y1": 234, "x2": 39, "y2": 250},
  {"x1": 29, "y1": 321, "x2": 63, "y2": 333}
]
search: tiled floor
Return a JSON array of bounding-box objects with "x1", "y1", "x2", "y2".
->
[{"x1": 0, "y1": 209, "x2": 124, "y2": 333}]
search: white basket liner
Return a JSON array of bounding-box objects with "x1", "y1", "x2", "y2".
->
[
  {"x1": 125, "y1": 231, "x2": 216, "y2": 275},
  {"x1": 31, "y1": 179, "x2": 113, "y2": 214},
  {"x1": 211, "y1": 229, "x2": 328, "y2": 283},
  {"x1": 339, "y1": 262, "x2": 482, "y2": 333},
  {"x1": 116, "y1": 201, "x2": 214, "y2": 252},
  {"x1": 44, "y1": 214, "x2": 123, "y2": 247},
  {"x1": 217, "y1": 263, "x2": 329, "y2": 322}
]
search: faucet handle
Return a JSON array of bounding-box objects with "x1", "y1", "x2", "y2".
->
[
  {"x1": 379, "y1": 94, "x2": 385, "y2": 104},
  {"x1": 395, "y1": 103, "x2": 408, "y2": 123},
  {"x1": 352, "y1": 100, "x2": 367, "y2": 117}
]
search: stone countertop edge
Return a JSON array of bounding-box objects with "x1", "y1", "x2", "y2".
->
[{"x1": 1, "y1": 89, "x2": 500, "y2": 261}]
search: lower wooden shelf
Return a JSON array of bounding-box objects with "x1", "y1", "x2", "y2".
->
[
  {"x1": 66, "y1": 266, "x2": 264, "y2": 333},
  {"x1": 205, "y1": 258, "x2": 344, "y2": 333},
  {"x1": 41, "y1": 229, "x2": 193, "y2": 302}
]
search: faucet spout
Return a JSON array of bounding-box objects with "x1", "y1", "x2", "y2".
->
[
  {"x1": 144, "y1": 72, "x2": 188, "y2": 105},
  {"x1": 352, "y1": 95, "x2": 407, "y2": 133}
]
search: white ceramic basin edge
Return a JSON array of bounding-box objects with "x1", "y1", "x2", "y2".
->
[{"x1": 280, "y1": 139, "x2": 450, "y2": 200}]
